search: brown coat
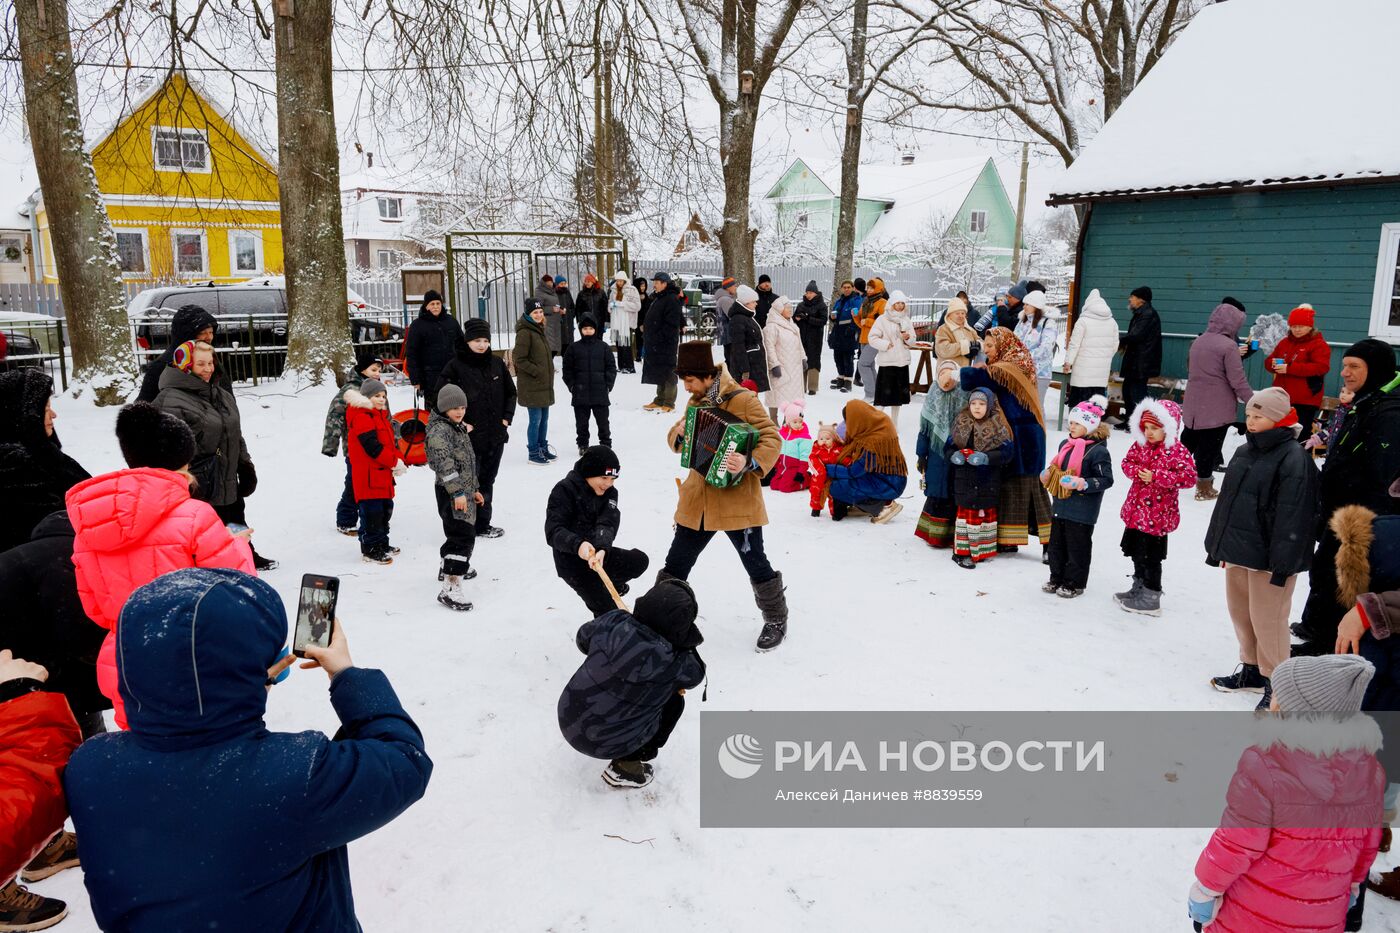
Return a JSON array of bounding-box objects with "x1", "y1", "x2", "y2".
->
[
  {"x1": 666, "y1": 371, "x2": 781, "y2": 532},
  {"x1": 935, "y1": 319, "x2": 979, "y2": 368}
]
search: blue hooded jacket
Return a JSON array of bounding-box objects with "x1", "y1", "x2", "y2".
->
[{"x1": 64, "y1": 568, "x2": 432, "y2": 932}]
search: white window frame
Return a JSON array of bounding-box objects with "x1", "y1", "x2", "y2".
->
[
  {"x1": 151, "y1": 126, "x2": 210, "y2": 174},
  {"x1": 1369, "y1": 223, "x2": 1400, "y2": 340},
  {"x1": 112, "y1": 228, "x2": 149, "y2": 277},
  {"x1": 171, "y1": 228, "x2": 209, "y2": 277},
  {"x1": 969, "y1": 210, "x2": 988, "y2": 234},
  {"x1": 227, "y1": 229, "x2": 264, "y2": 275},
  {"x1": 377, "y1": 197, "x2": 403, "y2": 221},
  {"x1": 376, "y1": 249, "x2": 395, "y2": 270}
]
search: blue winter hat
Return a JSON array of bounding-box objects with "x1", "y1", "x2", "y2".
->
[
  {"x1": 554, "y1": 275, "x2": 569, "y2": 287},
  {"x1": 1007, "y1": 281, "x2": 1029, "y2": 301},
  {"x1": 970, "y1": 387, "x2": 999, "y2": 413}
]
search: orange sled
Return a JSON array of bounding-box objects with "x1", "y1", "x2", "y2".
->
[{"x1": 393, "y1": 391, "x2": 429, "y2": 466}]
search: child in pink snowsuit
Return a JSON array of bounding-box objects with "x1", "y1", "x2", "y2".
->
[
  {"x1": 807, "y1": 422, "x2": 844, "y2": 517},
  {"x1": 1115, "y1": 398, "x2": 1196, "y2": 616},
  {"x1": 770, "y1": 401, "x2": 813, "y2": 493}
]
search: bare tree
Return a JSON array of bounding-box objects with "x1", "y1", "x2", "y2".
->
[
  {"x1": 885, "y1": 0, "x2": 1203, "y2": 167},
  {"x1": 13, "y1": 0, "x2": 136, "y2": 404}
]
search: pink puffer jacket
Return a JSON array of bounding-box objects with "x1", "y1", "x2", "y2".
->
[
  {"x1": 66, "y1": 468, "x2": 254, "y2": 728},
  {"x1": 1119, "y1": 398, "x2": 1196, "y2": 536},
  {"x1": 1195, "y1": 717, "x2": 1385, "y2": 933}
]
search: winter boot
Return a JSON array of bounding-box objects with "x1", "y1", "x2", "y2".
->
[
  {"x1": 953, "y1": 554, "x2": 976, "y2": 569},
  {"x1": 20, "y1": 831, "x2": 79, "y2": 882},
  {"x1": 437, "y1": 562, "x2": 477, "y2": 582},
  {"x1": 831, "y1": 501, "x2": 849, "y2": 522},
  {"x1": 362, "y1": 549, "x2": 393, "y2": 565},
  {"x1": 1118, "y1": 586, "x2": 1162, "y2": 616},
  {"x1": 0, "y1": 880, "x2": 66, "y2": 931},
  {"x1": 1056, "y1": 587, "x2": 1085, "y2": 599},
  {"x1": 839, "y1": 377, "x2": 852, "y2": 394},
  {"x1": 753, "y1": 573, "x2": 788, "y2": 652},
  {"x1": 997, "y1": 544, "x2": 1019, "y2": 554},
  {"x1": 437, "y1": 575, "x2": 474, "y2": 612},
  {"x1": 1041, "y1": 581, "x2": 1061, "y2": 593},
  {"x1": 829, "y1": 376, "x2": 843, "y2": 389},
  {"x1": 1114, "y1": 577, "x2": 1144, "y2": 603},
  {"x1": 478, "y1": 525, "x2": 505, "y2": 539},
  {"x1": 1194, "y1": 478, "x2": 1219, "y2": 501},
  {"x1": 336, "y1": 524, "x2": 358, "y2": 536},
  {"x1": 871, "y1": 501, "x2": 903, "y2": 524},
  {"x1": 1255, "y1": 679, "x2": 1274, "y2": 711},
  {"x1": 251, "y1": 547, "x2": 279, "y2": 572},
  {"x1": 602, "y1": 759, "x2": 654, "y2": 788},
  {"x1": 1211, "y1": 662, "x2": 1266, "y2": 694}
]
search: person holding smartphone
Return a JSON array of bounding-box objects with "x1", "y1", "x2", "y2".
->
[{"x1": 64, "y1": 568, "x2": 433, "y2": 932}]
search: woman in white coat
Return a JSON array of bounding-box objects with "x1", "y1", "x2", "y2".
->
[
  {"x1": 607, "y1": 271, "x2": 642, "y2": 373},
  {"x1": 867, "y1": 289, "x2": 918, "y2": 429},
  {"x1": 1063, "y1": 288, "x2": 1121, "y2": 409},
  {"x1": 762, "y1": 296, "x2": 806, "y2": 423},
  {"x1": 1014, "y1": 290, "x2": 1060, "y2": 411}
]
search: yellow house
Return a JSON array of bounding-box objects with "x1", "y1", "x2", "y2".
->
[{"x1": 33, "y1": 72, "x2": 283, "y2": 285}]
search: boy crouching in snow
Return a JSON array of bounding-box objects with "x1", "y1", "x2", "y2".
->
[
  {"x1": 557, "y1": 577, "x2": 705, "y2": 788},
  {"x1": 425, "y1": 384, "x2": 483, "y2": 611}
]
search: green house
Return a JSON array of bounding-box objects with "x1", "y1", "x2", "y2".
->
[
  {"x1": 763, "y1": 155, "x2": 1021, "y2": 271},
  {"x1": 1050, "y1": 0, "x2": 1400, "y2": 395}
]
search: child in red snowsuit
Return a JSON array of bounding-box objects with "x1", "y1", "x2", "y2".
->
[
  {"x1": 808, "y1": 422, "x2": 845, "y2": 517},
  {"x1": 345, "y1": 378, "x2": 404, "y2": 563}
]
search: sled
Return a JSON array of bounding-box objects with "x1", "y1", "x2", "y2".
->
[{"x1": 393, "y1": 390, "x2": 429, "y2": 466}]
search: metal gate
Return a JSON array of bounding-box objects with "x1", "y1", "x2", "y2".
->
[{"x1": 443, "y1": 231, "x2": 627, "y2": 345}]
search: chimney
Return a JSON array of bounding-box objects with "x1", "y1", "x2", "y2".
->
[{"x1": 900, "y1": 151, "x2": 915, "y2": 166}]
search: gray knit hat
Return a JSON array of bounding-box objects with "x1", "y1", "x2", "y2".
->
[
  {"x1": 1270, "y1": 655, "x2": 1375, "y2": 713},
  {"x1": 360, "y1": 378, "x2": 387, "y2": 398},
  {"x1": 437, "y1": 383, "x2": 467, "y2": 413}
]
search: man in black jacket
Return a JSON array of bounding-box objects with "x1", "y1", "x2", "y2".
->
[
  {"x1": 435, "y1": 318, "x2": 516, "y2": 538},
  {"x1": 641, "y1": 273, "x2": 686, "y2": 412},
  {"x1": 545, "y1": 447, "x2": 649, "y2": 615},
  {"x1": 1118, "y1": 286, "x2": 1163, "y2": 429},
  {"x1": 754, "y1": 274, "x2": 777, "y2": 327},
  {"x1": 404, "y1": 289, "x2": 463, "y2": 413},
  {"x1": 562, "y1": 315, "x2": 617, "y2": 453},
  {"x1": 1293, "y1": 339, "x2": 1400, "y2": 655}
]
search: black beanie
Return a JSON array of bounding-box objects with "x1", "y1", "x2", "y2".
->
[
  {"x1": 758, "y1": 274, "x2": 772, "y2": 285},
  {"x1": 853, "y1": 277, "x2": 866, "y2": 292},
  {"x1": 633, "y1": 578, "x2": 703, "y2": 649},
  {"x1": 575, "y1": 445, "x2": 620, "y2": 478},
  {"x1": 355, "y1": 349, "x2": 383, "y2": 374},
  {"x1": 1343, "y1": 338, "x2": 1399, "y2": 393},
  {"x1": 117, "y1": 402, "x2": 196, "y2": 471},
  {"x1": 1131, "y1": 286, "x2": 1153, "y2": 303},
  {"x1": 1221, "y1": 296, "x2": 1246, "y2": 313},
  {"x1": 463, "y1": 318, "x2": 491, "y2": 341}
]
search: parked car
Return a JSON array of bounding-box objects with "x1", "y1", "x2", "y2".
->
[{"x1": 671, "y1": 274, "x2": 717, "y2": 340}]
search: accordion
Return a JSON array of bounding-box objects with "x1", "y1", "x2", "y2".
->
[{"x1": 680, "y1": 405, "x2": 760, "y2": 488}]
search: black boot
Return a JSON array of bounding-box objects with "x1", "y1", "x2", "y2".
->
[{"x1": 753, "y1": 573, "x2": 788, "y2": 651}]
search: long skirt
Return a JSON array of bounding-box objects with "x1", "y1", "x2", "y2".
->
[
  {"x1": 874, "y1": 365, "x2": 911, "y2": 407},
  {"x1": 914, "y1": 495, "x2": 956, "y2": 548},
  {"x1": 996, "y1": 474, "x2": 1052, "y2": 547},
  {"x1": 954, "y1": 507, "x2": 998, "y2": 562}
]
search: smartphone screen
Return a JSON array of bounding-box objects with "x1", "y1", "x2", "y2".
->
[{"x1": 294, "y1": 574, "x2": 339, "y2": 658}]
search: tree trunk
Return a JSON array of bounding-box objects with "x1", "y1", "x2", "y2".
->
[
  {"x1": 15, "y1": 0, "x2": 136, "y2": 405},
  {"x1": 274, "y1": 0, "x2": 352, "y2": 385},
  {"x1": 833, "y1": 0, "x2": 868, "y2": 295},
  {"x1": 718, "y1": 100, "x2": 757, "y2": 283}
]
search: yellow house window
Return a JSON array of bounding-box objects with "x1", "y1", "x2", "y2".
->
[
  {"x1": 229, "y1": 230, "x2": 263, "y2": 274},
  {"x1": 152, "y1": 127, "x2": 210, "y2": 173},
  {"x1": 172, "y1": 229, "x2": 208, "y2": 276},
  {"x1": 113, "y1": 229, "x2": 148, "y2": 276}
]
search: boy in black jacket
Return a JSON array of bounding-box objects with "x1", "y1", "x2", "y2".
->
[
  {"x1": 562, "y1": 314, "x2": 617, "y2": 455},
  {"x1": 545, "y1": 446, "x2": 649, "y2": 615},
  {"x1": 435, "y1": 318, "x2": 517, "y2": 538}
]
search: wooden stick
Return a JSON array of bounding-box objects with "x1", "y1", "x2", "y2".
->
[{"x1": 593, "y1": 562, "x2": 630, "y2": 612}]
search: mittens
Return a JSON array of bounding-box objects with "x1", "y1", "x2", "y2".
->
[
  {"x1": 237, "y1": 460, "x2": 258, "y2": 498},
  {"x1": 1060, "y1": 475, "x2": 1088, "y2": 491},
  {"x1": 967, "y1": 451, "x2": 989, "y2": 466},
  {"x1": 916, "y1": 456, "x2": 928, "y2": 475},
  {"x1": 771, "y1": 365, "x2": 783, "y2": 379},
  {"x1": 950, "y1": 450, "x2": 967, "y2": 466},
  {"x1": 1187, "y1": 882, "x2": 1221, "y2": 926}
]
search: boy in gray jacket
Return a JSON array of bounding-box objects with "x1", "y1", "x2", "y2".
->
[{"x1": 425, "y1": 384, "x2": 483, "y2": 611}]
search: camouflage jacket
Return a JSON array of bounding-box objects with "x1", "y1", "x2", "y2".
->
[
  {"x1": 321, "y1": 374, "x2": 365, "y2": 457},
  {"x1": 425, "y1": 411, "x2": 478, "y2": 523}
]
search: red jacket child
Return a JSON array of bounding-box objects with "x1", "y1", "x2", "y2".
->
[
  {"x1": 345, "y1": 387, "x2": 400, "y2": 501},
  {"x1": 0, "y1": 684, "x2": 81, "y2": 884},
  {"x1": 1268, "y1": 306, "x2": 1332, "y2": 408},
  {"x1": 808, "y1": 423, "x2": 846, "y2": 515},
  {"x1": 1119, "y1": 399, "x2": 1197, "y2": 537}
]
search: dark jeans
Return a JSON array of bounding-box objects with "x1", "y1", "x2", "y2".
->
[
  {"x1": 555, "y1": 545, "x2": 650, "y2": 616},
  {"x1": 1047, "y1": 516, "x2": 1094, "y2": 589},
  {"x1": 1066, "y1": 385, "x2": 1106, "y2": 410},
  {"x1": 358, "y1": 499, "x2": 393, "y2": 554},
  {"x1": 663, "y1": 523, "x2": 777, "y2": 584},
  {"x1": 472, "y1": 438, "x2": 504, "y2": 534},
  {"x1": 335, "y1": 456, "x2": 358, "y2": 528},
  {"x1": 574, "y1": 404, "x2": 612, "y2": 448},
  {"x1": 832, "y1": 327, "x2": 857, "y2": 378},
  {"x1": 434, "y1": 486, "x2": 476, "y2": 576},
  {"x1": 1295, "y1": 403, "x2": 1319, "y2": 443},
  {"x1": 1121, "y1": 378, "x2": 1151, "y2": 422},
  {"x1": 526, "y1": 407, "x2": 550, "y2": 456},
  {"x1": 1181, "y1": 425, "x2": 1230, "y2": 479},
  {"x1": 622, "y1": 692, "x2": 686, "y2": 762}
]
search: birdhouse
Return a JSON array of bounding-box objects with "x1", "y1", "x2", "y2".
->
[{"x1": 740, "y1": 70, "x2": 754, "y2": 95}]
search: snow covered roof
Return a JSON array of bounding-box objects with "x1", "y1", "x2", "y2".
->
[
  {"x1": 1050, "y1": 0, "x2": 1400, "y2": 203},
  {"x1": 859, "y1": 156, "x2": 1008, "y2": 244}
]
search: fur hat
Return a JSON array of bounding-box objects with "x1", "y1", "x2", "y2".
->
[
  {"x1": 575, "y1": 445, "x2": 620, "y2": 479},
  {"x1": 614, "y1": 270, "x2": 629, "y2": 282},
  {"x1": 1130, "y1": 398, "x2": 1184, "y2": 447},
  {"x1": 945, "y1": 296, "x2": 968, "y2": 316},
  {"x1": 1270, "y1": 655, "x2": 1375, "y2": 713},
  {"x1": 360, "y1": 378, "x2": 387, "y2": 398},
  {"x1": 463, "y1": 318, "x2": 491, "y2": 341},
  {"x1": 1130, "y1": 286, "x2": 1153, "y2": 303},
  {"x1": 675, "y1": 341, "x2": 720, "y2": 377},
  {"x1": 1068, "y1": 393, "x2": 1108, "y2": 432},
  {"x1": 735, "y1": 284, "x2": 759, "y2": 305},
  {"x1": 1288, "y1": 304, "x2": 1315, "y2": 327},
  {"x1": 116, "y1": 401, "x2": 196, "y2": 471},
  {"x1": 437, "y1": 384, "x2": 467, "y2": 413}
]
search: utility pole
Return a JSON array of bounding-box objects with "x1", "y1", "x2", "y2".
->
[{"x1": 1010, "y1": 143, "x2": 1029, "y2": 281}]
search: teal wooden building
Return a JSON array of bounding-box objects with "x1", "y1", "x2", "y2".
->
[
  {"x1": 1049, "y1": 0, "x2": 1400, "y2": 396},
  {"x1": 763, "y1": 155, "x2": 1022, "y2": 273}
]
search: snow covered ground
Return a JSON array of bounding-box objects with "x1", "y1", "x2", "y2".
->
[{"x1": 39, "y1": 368, "x2": 1400, "y2": 931}]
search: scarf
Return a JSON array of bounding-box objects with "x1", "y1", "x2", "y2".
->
[
  {"x1": 919, "y1": 363, "x2": 969, "y2": 452},
  {"x1": 1052, "y1": 437, "x2": 1092, "y2": 474},
  {"x1": 838, "y1": 400, "x2": 907, "y2": 476},
  {"x1": 950, "y1": 405, "x2": 1012, "y2": 453},
  {"x1": 984, "y1": 327, "x2": 1037, "y2": 380}
]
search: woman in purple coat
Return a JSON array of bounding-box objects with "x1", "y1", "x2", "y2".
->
[{"x1": 1182, "y1": 303, "x2": 1255, "y2": 501}]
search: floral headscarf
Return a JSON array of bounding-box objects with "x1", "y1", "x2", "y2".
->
[{"x1": 983, "y1": 327, "x2": 1037, "y2": 380}]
